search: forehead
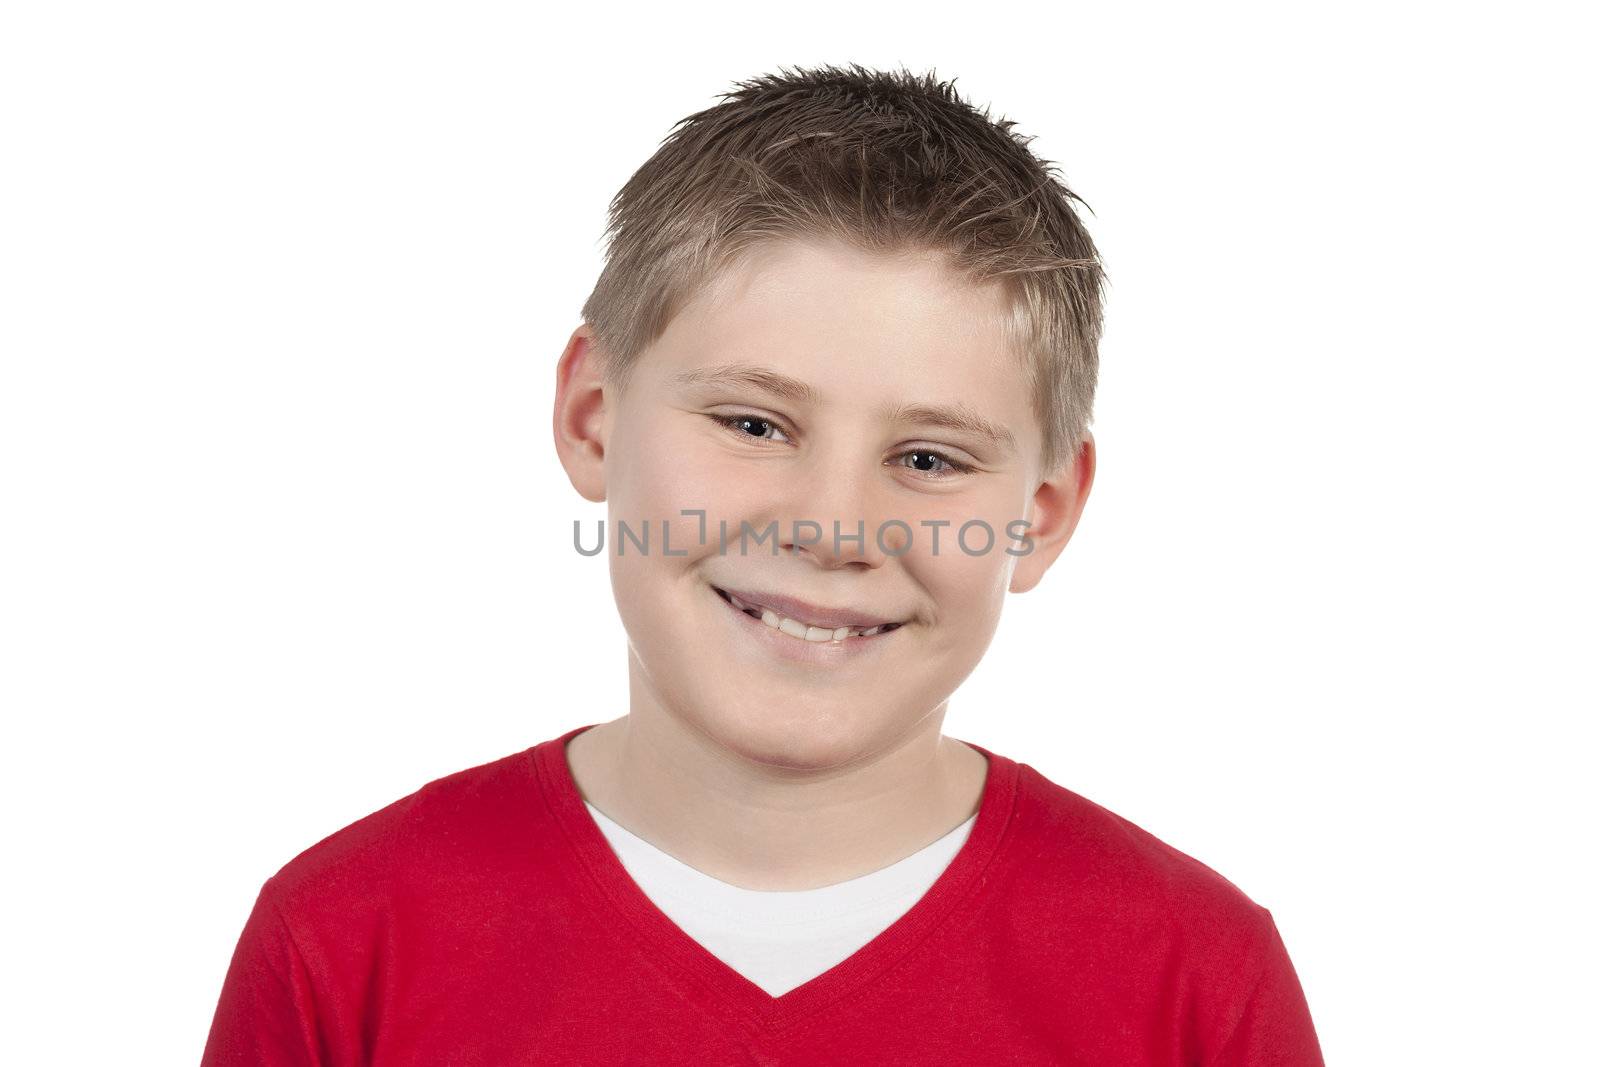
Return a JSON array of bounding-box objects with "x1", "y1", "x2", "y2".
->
[
  {"x1": 691, "y1": 236, "x2": 1008, "y2": 347},
  {"x1": 652, "y1": 237, "x2": 1029, "y2": 414}
]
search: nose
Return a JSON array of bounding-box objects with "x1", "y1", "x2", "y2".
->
[{"x1": 778, "y1": 450, "x2": 903, "y2": 570}]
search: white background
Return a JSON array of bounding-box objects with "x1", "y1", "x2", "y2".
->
[{"x1": 3, "y1": 2, "x2": 1594, "y2": 1063}]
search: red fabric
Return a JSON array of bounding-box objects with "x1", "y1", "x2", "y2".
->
[{"x1": 202, "y1": 723, "x2": 1325, "y2": 1065}]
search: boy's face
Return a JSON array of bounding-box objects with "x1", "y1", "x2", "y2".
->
[{"x1": 559, "y1": 236, "x2": 1091, "y2": 770}]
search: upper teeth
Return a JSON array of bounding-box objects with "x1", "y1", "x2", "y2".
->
[{"x1": 723, "y1": 590, "x2": 889, "y2": 642}]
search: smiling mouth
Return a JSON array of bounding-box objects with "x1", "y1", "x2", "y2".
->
[{"x1": 712, "y1": 585, "x2": 906, "y2": 643}]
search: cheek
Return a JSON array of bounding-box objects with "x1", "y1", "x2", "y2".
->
[
  {"x1": 907, "y1": 492, "x2": 1019, "y2": 636},
  {"x1": 655, "y1": 434, "x2": 787, "y2": 529},
  {"x1": 607, "y1": 418, "x2": 759, "y2": 567},
  {"x1": 920, "y1": 548, "x2": 1007, "y2": 632},
  {"x1": 611, "y1": 416, "x2": 708, "y2": 516}
]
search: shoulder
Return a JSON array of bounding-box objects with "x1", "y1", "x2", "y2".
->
[
  {"x1": 995, "y1": 758, "x2": 1323, "y2": 1062},
  {"x1": 259, "y1": 745, "x2": 545, "y2": 921},
  {"x1": 1007, "y1": 760, "x2": 1275, "y2": 950}
]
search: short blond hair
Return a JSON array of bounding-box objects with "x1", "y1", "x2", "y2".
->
[{"x1": 580, "y1": 62, "x2": 1107, "y2": 477}]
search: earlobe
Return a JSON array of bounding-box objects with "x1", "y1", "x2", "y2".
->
[
  {"x1": 1008, "y1": 432, "x2": 1096, "y2": 595},
  {"x1": 552, "y1": 324, "x2": 610, "y2": 504}
]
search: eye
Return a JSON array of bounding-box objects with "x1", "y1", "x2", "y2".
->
[
  {"x1": 708, "y1": 412, "x2": 974, "y2": 480},
  {"x1": 892, "y1": 449, "x2": 975, "y2": 479},
  {"x1": 710, "y1": 411, "x2": 792, "y2": 445}
]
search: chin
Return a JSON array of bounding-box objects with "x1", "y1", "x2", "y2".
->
[{"x1": 672, "y1": 697, "x2": 902, "y2": 774}]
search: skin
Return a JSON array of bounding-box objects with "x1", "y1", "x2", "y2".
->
[{"x1": 552, "y1": 235, "x2": 1094, "y2": 891}]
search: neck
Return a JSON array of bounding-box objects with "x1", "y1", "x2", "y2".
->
[{"x1": 563, "y1": 706, "x2": 988, "y2": 892}]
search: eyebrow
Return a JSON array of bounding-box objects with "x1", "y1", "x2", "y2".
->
[
  {"x1": 879, "y1": 401, "x2": 1017, "y2": 455},
  {"x1": 669, "y1": 363, "x2": 818, "y2": 404},
  {"x1": 672, "y1": 361, "x2": 1016, "y2": 455}
]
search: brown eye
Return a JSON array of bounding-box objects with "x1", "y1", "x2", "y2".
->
[
  {"x1": 894, "y1": 449, "x2": 973, "y2": 478},
  {"x1": 709, "y1": 412, "x2": 791, "y2": 445}
]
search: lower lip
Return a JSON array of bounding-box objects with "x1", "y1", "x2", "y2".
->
[{"x1": 710, "y1": 585, "x2": 904, "y2": 665}]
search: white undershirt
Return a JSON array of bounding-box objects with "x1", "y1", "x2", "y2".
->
[{"x1": 583, "y1": 800, "x2": 978, "y2": 997}]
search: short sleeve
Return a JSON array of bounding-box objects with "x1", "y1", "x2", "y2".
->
[
  {"x1": 1205, "y1": 909, "x2": 1325, "y2": 1067},
  {"x1": 200, "y1": 880, "x2": 324, "y2": 1066}
]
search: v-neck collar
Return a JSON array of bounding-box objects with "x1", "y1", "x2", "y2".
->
[{"x1": 530, "y1": 722, "x2": 1021, "y2": 1038}]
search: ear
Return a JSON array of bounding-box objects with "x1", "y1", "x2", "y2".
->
[
  {"x1": 1009, "y1": 431, "x2": 1096, "y2": 594},
  {"x1": 552, "y1": 323, "x2": 609, "y2": 503}
]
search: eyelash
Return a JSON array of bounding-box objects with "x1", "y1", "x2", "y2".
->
[{"x1": 709, "y1": 412, "x2": 976, "y2": 478}]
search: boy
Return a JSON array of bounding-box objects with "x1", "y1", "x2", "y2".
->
[{"x1": 202, "y1": 63, "x2": 1325, "y2": 1065}]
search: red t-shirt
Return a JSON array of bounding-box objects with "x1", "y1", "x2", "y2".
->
[{"x1": 201, "y1": 723, "x2": 1325, "y2": 1065}]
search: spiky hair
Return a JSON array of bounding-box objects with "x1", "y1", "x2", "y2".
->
[{"x1": 579, "y1": 62, "x2": 1107, "y2": 477}]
